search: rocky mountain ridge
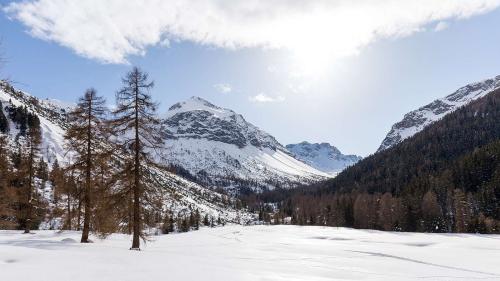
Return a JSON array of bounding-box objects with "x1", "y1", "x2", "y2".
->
[
  {"x1": 162, "y1": 96, "x2": 329, "y2": 192},
  {"x1": 378, "y1": 75, "x2": 500, "y2": 151},
  {"x1": 286, "y1": 141, "x2": 362, "y2": 175}
]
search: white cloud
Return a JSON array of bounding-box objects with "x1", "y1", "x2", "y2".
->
[
  {"x1": 4, "y1": 0, "x2": 500, "y2": 64},
  {"x1": 249, "y1": 94, "x2": 285, "y2": 103},
  {"x1": 213, "y1": 83, "x2": 232, "y2": 94},
  {"x1": 434, "y1": 21, "x2": 450, "y2": 31}
]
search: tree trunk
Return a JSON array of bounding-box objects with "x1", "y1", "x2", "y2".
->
[
  {"x1": 77, "y1": 193, "x2": 82, "y2": 230},
  {"x1": 128, "y1": 188, "x2": 133, "y2": 235},
  {"x1": 81, "y1": 97, "x2": 92, "y2": 243},
  {"x1": 24, "y1": 143, "x2": 34, "y2": 233},
  {"x1": 131, "y1": 76, "x2": 141, "y2": 250},
  {"x1": 66, "y1": 188, "x2": 72, "y2": 230}
]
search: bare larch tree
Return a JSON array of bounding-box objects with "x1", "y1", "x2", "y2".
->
[
  {"x1": 23, "y1": 118, "x2": 41, "y2": 233},
  {"x1": 111, "y1": 67, "x2": 164, "y2": 250},
  {"x1": 65, "y1": 88, "x2": 108, "y2": 242}
]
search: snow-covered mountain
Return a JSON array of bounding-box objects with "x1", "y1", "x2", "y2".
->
[
  {"x1": 162, "y1": 97, "x2": 329, "y2": 192},
  {"x1": 286, "y1": 142, "x2": 362, "y2": 175},
  {"x1": 0, "y1": 81, "x2": 71, "y2": 165},
  {"x1": 0, "y1": 81, "x2": 254, "y2": 225},
  {"x1": 378, "y1": 75, "x2": 500, "y2": 152}
]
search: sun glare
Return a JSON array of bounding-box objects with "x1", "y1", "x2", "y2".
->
[{"x1": 281, "y1": 8, "x2": 370, "y2": 78}]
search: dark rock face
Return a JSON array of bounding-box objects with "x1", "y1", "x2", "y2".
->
[
  {"x1": 161, "y1": 97, "x2": 328, "y2": 191},
  {"x1": 165, "y1": 111, "x2": 248, "y2": 148},
  {"x1": 164, "y1": 97, "x2": 283, "y2": 151}
]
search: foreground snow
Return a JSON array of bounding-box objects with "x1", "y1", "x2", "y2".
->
[{"x1": 1, "y1": 226, "x2": 499, "y2": 281}]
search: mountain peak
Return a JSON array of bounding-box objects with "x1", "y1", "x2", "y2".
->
[
  {"x1": 164, "y1": 96, "x2": 282, "y2": 150},
  {"x1": 186, "y1": 96, "x2": 217, "y2": 107},
  {"x1": 286, "y1": 142, "x2": 361, "y2": 175},
  {"x1": 166, "y1": 96, "x2": 235, "y2": 119},
  {"x1": 162, "y1": 98, "x2": 328, "y2": 191}
]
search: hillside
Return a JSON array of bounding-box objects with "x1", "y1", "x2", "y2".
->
[
  {"x1": 378, "y1": 75, "x2": 500, "y2": 151},
  {"x1": 329, "y1": 88, "x2": 500, "y2": 195},
  {"x1": 0, "y1": 81, "x2": 255, "y2": 230},
  {"x1": 286, "y1": 141, "x2": 361, "y2": 175},
  {"x1": 276, "y1": 87, "x2": 500, "y2": 233}
]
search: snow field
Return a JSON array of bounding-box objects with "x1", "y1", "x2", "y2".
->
[{"x1": 1, "y1": 225, "x2": 499, "y2": 281}]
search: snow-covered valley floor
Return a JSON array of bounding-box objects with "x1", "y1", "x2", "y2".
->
[{"x1": 1, "y1": 225, "x2": 499, "y2": 281}]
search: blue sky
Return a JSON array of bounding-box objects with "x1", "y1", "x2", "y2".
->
[{"x1": 1, "y1": 1, "x2": 500, "y2": 156}]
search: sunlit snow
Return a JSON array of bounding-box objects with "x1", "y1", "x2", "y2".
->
[{"x1": 1, "y1": 225, "x2": 499, "y2": 281}]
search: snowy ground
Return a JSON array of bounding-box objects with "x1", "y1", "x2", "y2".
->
[{"x1": 1, "y1": 226, "x2": 499, "y2": 281}]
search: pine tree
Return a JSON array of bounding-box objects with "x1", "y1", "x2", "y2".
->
[
  {"x1": 49, "y1": 160, "x2": 64, "y2": 204},
  {"x1": 0, "y1": 101, "x2": 9, "y2": 134},
  {"x1": 203, "y1": 214, "x2": 209, "y2": 226},
  {"x1": 189, "y1": 212, "x2": 196, "y2": 230},
  {"x1": 65, "y1": 88, "x2": 108, "y2": 243},
  {"x1": 194, "y1": 210, "x2": 200, "y2": 230},
  {"x1": 111, "y1": 67, "x2": 165, "y2": 250},
  {"x1": 162, "y1": 212, "x2": 171, "y2": 234},
  {"x1": 181, "y1": 217, "x2": 189, "y2": 232}
]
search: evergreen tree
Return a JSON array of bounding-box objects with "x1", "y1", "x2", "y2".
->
[
  {"x1": 203, "y1": 214, "x2": 210, "y2": 226},
  {"x1": 162, "y1": 212, "x2": 171, "y2": 234},
  {"x1": 194, "y1": 209, "x2": 200, "y2": 230},
  {"x1": 0, "y1": 101, "x2": 9, "y2": 133},
  {"x1": 49, "y1": 160, "x2": 64, "y2": 204},
  {"x1": 189, "y1": 211, "x2": 196, "y2": 230},
  {"x1": 182, "y1": 217, "x2": 189, "y2": 232}
]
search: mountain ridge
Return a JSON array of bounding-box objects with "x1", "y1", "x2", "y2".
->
[
  {"x1": 378, "y1": 75, "x2": 500, "y2": 151},
  {"x1": 286, "y1": 141, "x2": 362, "y2": 175},
  {"x1": 162, "y1": 96, "x2": 329, "y2": 192},
  {"x1": 0, "y1": 81, "x2": 254, "y2": 226},
  {"x1": 277, "y1": 85, "x2": 500, "y2": 233}
]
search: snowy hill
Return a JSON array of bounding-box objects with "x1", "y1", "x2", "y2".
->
[
  {"x1": 162, "y1": 97, "x2": 329, "y2": 192},
  {"x1": 286, "y1": 142, "x2": 362, "y2": 175},
  {"x1": 378, "y1": 75, "x2": 500, "y2": 151},
  {"x1": 0, "y1": 81, "x2": 254, "y2": 225},
  {"x1": 0, "y1": 81, "x2": 71, "y2": 165}
]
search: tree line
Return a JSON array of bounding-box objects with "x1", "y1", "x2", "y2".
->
[{"x1": 254, "y1": 88, "x2": 500, "y2": 233}]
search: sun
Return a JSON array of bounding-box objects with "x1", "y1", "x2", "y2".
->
[{"x1": 281, "y1": 11, "x2": 363, "y2": 78}]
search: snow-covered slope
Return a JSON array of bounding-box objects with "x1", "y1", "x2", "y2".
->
[
  {"x1": 0, "y1": 81, "x2": 254, "y2": 225},
  {"x1": 0, "y1": 81, "x2": 71, "y2": 165},
  {"x1": 162, "y1": 97, "x2": 329, "y2": 192},
  {"x1": 286, "y1": 142, "x2": 362, "y2": 175},
  {"x1": 378, "y1": 75, "x2": 500, "y2": 151}
]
